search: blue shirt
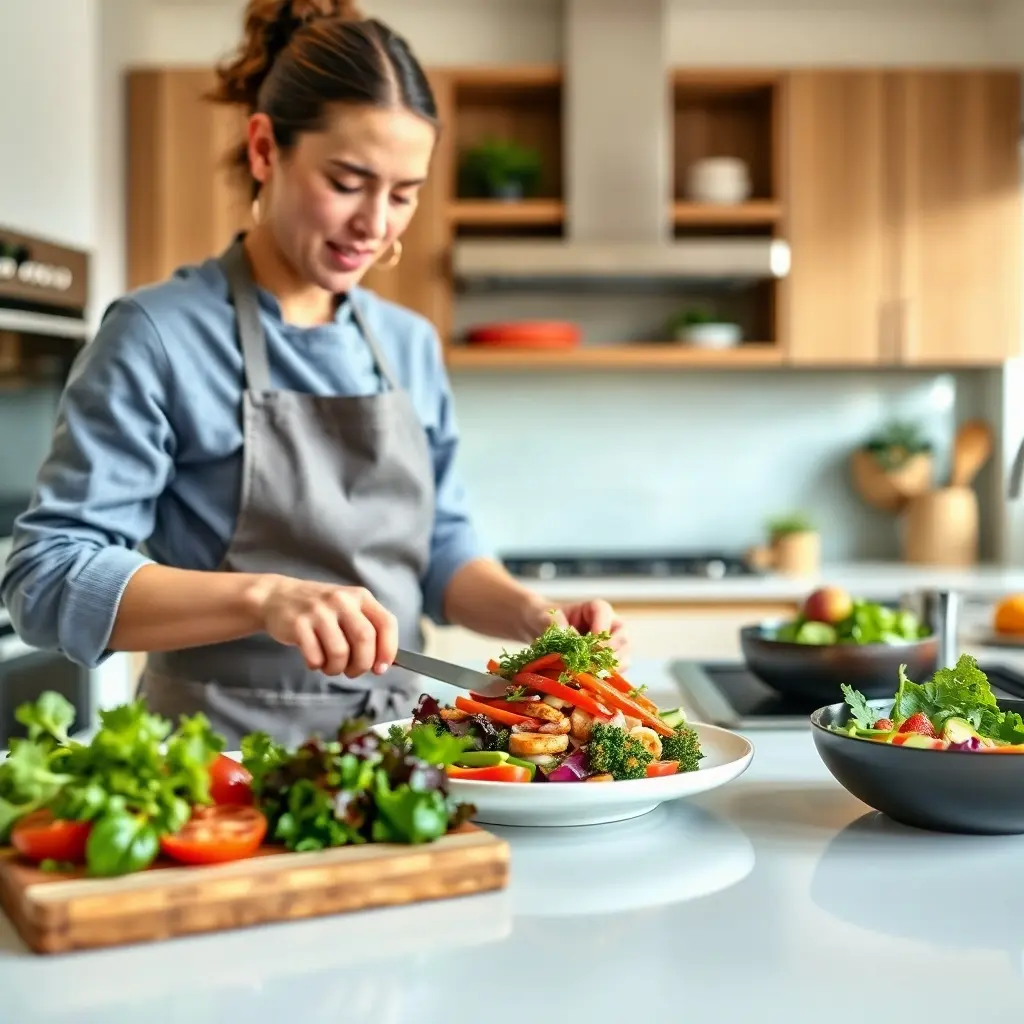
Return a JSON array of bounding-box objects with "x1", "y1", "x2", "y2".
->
[{"x1": 0, "y1": 253, "x2": 490, "y2": 667}]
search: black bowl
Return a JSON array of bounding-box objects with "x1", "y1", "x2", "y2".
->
[
  {"x1": 740, "y1": 623, "x2": 938, "y2": 704},
  {"x1": 811, "y1": 697, "x2": 1024, "y2": 834}
]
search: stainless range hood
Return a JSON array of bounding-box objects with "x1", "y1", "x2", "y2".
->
[{"x1": 452, "y1": 0, "x2": 789, "y2": 283}]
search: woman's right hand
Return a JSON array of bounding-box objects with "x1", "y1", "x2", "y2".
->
[{"x1": 248, "y1": 575, "x2": 399, "y2": 678}]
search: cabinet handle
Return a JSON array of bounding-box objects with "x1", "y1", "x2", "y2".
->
[{"x1": 895, "y1": 298, "x2": 913, "y2": 364}]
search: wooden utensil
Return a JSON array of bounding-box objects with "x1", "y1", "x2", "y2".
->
[
  {"x1": 949, "y1": 419, "x2": 993, "y2": 487},
  {"x1": 0, "y1": 824, "x2": 509, "y2": 954}
]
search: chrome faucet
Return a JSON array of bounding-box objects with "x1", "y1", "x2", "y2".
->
[
  {"x1": 901, "y1": 589, "x2": 959, "y2": 670},
  {"x1": 1008, "y1": 434, "x2": 1024, "y2": 499}
]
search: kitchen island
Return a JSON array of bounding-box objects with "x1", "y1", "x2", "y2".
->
[{"x1": 3, "y1": 656, "x2": 1023, "y2": 1023}]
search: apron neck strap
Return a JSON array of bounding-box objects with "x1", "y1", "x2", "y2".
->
[{"x1": 221, "y1": 238, "x2": 402, "y2": 393}]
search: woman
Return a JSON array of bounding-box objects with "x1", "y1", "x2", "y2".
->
[{"x1": 0, "y1": 0, "x2": 628, "y2": 747}]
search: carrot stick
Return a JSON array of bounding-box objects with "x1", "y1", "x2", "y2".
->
[
  {"x1": 511, "y1": 672, "x2": 613, "y2": 720},
  {"x1": 606, "y1": 671, "x2": 660, "y2": 714},
  {"x1": 574, "y1": 673, "x2": 674, "y2": 737},
  {"x1": 454, "y1": 696, "x2": 541, "y2": 729},
  {"x1": 486, "y1": 659, "x2": 501, "y2": 674}
]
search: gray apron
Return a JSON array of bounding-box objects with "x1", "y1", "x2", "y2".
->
[{"x1": 138, "y1": 238, "x2": 435, "y2": 748}]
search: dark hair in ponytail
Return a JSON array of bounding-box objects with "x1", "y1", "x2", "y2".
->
[{"x1": 208, "y1": 0, "x2": 438, "y2": 197}]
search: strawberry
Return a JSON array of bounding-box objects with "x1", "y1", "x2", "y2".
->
[
  {"x1": 898, "y1": 712, "x2": 937, "y2": 738},
  {"x1": 873, "y1": 718, "x2": 894, "y2": 731}
]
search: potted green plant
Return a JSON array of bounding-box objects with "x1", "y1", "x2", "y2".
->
[
  {"x1": 665, "y1": 307, "x2": 742, "y2": 349},
  {"x1": 458, "y1": 138, "x2": 542, "y2": 201},
  {"x1": 850, "y1": 420, "x2": 934, "y2": 513},
  {"x1": 747, "y1": 512, "x2": 820, "y2": 577}
]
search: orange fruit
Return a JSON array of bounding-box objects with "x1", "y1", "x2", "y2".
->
[{"x1": 994, "y1": 595, "x2": 1024, "y2": 635}]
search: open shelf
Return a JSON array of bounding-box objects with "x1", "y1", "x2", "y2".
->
[
  {"x1": 445, "y1": 343, "x2": 783, "y2": 371},
  {"x1": 451, "y1": 67, "x2": 563, "y2": 210},
  {"x1": 448, "y1": 199, "x2": 565, "y2": 227},
  {"x1": 672, "y1": 200, "x2": 782, "y2": 227},
  {"x1": 672, "y1": 71, "x2": 781, "y2": 206}
]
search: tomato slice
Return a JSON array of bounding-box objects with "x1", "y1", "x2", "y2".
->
[
  {"x1": 11, "y1": 809, "x2": 92, "y2": 865},
  {"x1": 646, "y1": 760, "x2": 680, "y2": 778},
  {"x1": 159, "y1": 805, "x2": 267, "y2": 865},
  {"x1": 446, "y1": 764, "x2": 533, "y2": 783},
  {"x1": 208, "y1": 753, "x2": 254, "y2": 806}
]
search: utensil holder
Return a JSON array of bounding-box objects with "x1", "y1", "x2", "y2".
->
[{"x1": 900, "y1": 486, "x2": 979, "y2": 566}]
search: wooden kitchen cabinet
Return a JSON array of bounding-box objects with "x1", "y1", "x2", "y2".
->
[
  {"x1": 125, "y1": 68, "x2": 453, "y2": 336},
  {"x1": 895, "y1": 71, "x2": 1022, "y2": 366},
  {"x1": 784, "y1": 69, "x2": 1021, "y2": 367}
]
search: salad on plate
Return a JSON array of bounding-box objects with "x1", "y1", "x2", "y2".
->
[
  {"x1": 394, "y1": 621, "x2": 704, "y2": 783},
  {"x1": 830, "y1": 653, "x2": 1024, "y2": 752}
]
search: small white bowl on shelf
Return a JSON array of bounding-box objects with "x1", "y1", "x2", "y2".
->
[
  {"x1": 685, "y1": 157, "x2": 752, "y2": 205},
  {"x1": 675, "y1": 322, "x2": 743, "y2": 349}
]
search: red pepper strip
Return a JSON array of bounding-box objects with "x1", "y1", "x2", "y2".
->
[
  {"x1": 511, "y1": 672, "x2": 613, "y2": 720},
  {"x1": 574, "y1": 673, "x2": 675, "y2": 737},
  {"x1": 467, "y1": 696, "x2": 542, "y2": 715},
  {"x1": 646, "y1": 760, "x2": 680, "y2": 778},
  {"x1": 454, "y1": 696, "x2": 541, "y2": 729},
  {"x1": 486, "y1": 659, "x2": 501, "y2": 674},
  {"x1": 520, "y1": 652, "x2": 564, "y2": 675},
  {"x1": 446, "y1": 764, "x2": 532, "y2": 783},
  {"x1": 605, "y1": 671, "x2": 660, "y2": 714}
]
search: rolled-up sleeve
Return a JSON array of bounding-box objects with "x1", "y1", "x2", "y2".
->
[
  {"x1": 0, "y1": 299, "x2": 177, "y2": 665},
  {"x1": 419, "y1": 333, "x2": 491, "y2": 624}
]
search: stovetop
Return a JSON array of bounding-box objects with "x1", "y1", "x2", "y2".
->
[
  {"x1": 502, "y1": 551, "x2": 758, "y2": 581},
  {"x1": 670, "y1": 660, "x2": 1024, "y2": 731}
]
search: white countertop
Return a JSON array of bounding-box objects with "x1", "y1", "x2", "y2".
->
[
  {"x1": 4, "y1": 659, "x2": 1024, "y2": 1023},
  {"x1": 527, "y1": 560, "x2": 1024, "y2": 603}
]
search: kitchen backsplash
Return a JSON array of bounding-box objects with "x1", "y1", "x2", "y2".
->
[
  {"x1": 0, "y1": 387, "x2": 61, "y2": 500},
  {"x1": 0, "y1": 370, "x2": 1000, "y2": 565},
  {"x1": 450, "y1": 367, "x2": 1000, "y2": 563}
]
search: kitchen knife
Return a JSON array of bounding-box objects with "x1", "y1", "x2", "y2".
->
[{"x1": 393, "y1": 648, "x2": 510, "y2": 699}]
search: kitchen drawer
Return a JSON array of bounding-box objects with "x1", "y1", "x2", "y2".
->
[{"x1": 422, "y1": 601, "x2": 799, "y2": 666}]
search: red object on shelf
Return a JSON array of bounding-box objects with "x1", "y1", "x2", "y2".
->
[{"x1": 465, "y1": 322, "x2": 582, "y2": 348}]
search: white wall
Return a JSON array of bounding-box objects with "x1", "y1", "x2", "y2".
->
[{"x1": 0, "y1": 0, "x2": 99, "y2": 254}]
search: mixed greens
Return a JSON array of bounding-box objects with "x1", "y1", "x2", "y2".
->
[
  {"x1": 831, "y1": 653, "x2": 1024, "y2": 751},
  {"x1": 402, "y1": 621, "x2": 704, "y2": 783},
  {"x1": 0, "y1": 691, "x2": 476, "y2": 877},
  {"x1": 240, "y1": 719, "x2": 474, "y2": 850}
]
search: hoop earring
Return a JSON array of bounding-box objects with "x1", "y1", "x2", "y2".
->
[{"x1": 379, "y1": 239, "x2": 403, "y2": 270}]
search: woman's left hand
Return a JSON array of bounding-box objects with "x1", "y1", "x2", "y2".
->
[{"x1": 529, "y1": 599, "x2": 630, "y2": 670}]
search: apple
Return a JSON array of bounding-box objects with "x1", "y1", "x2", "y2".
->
[{"x1": 801, "y1": 586, "x2": 853, "y2": 625}]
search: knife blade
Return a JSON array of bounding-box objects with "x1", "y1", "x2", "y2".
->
[{"x1": 393, "y1": 648, "x2": 510, "y2": 699}]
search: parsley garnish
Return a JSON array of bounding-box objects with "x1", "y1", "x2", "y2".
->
[{"x1": 497, "y1": 617, "x2": 617, "y2": 678}]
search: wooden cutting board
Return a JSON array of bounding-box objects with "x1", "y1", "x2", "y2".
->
[{"x1": 0, "y1": 824, "x2": 509, "y2": 955}]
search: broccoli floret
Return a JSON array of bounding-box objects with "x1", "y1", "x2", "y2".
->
[
  {"x1": 587, "y1": 722, "x2": 653, "y2": 780},
  {"x1": 660, "y1": 725, "x2": 704, "y2": 773}
]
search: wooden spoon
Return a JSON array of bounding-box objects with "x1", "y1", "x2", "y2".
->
[{"x1": 949, "y1": 419, "x2": 994, "y2": 487}]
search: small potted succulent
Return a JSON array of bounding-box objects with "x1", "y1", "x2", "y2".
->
[
  {"x1": 458, "y1": 138, "x2": 542, "y2": 201},
  {"x1": 850, "y1": 420, "x2": 934, "y2": 514},
  {"x1": 666, "y1": 308, "x2": 742, "y2": 349},
  {"x1": 747, "y1": 511, "x2": 821, "y2": 577}
]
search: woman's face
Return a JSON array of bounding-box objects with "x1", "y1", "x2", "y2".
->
[{"x1": 249, "y1": 103, "x2": 436, "y2": 292}]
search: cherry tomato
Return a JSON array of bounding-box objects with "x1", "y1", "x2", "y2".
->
[
  {"x1": 446, "y1": 764, "x2": 532, "y2": 783},
  {"x1": 208, "y1": 753, "x2": 254, "y2": 806},
  {"x1": 11, "y1": 809, "x2": 92, "y2": 865},
  {"x1": 645, "y1": 760, "x2": 680, "y2": 778},
  {"x1": 159, "y1": 805, "x2": 267, "y2": 865}
]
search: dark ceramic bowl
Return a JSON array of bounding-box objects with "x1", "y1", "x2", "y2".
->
[
  {"x1": 811, "y1": 697, "x2": 1024, "y2": 834},
  {"x1": 739, "y1": 623, "x2": 938, "y2": 704}
]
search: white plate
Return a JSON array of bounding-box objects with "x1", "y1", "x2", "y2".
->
[{"x1": 375, "y1": 719, "x2": 754, "y2": 827}]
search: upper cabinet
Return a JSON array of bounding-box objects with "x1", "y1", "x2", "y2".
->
[
  {"x1": 784, "y1": 69, "x2": 1021, "y2": 367},
  {"x1": 125, "y1": 65, "x2": 1021, "y2": 371}
]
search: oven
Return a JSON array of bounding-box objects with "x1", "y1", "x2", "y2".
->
[
  {"x1": 0, "y1": 226, "x2": 93, "y2": 740},
  {"x1": 0, "y1": 604, "x2": 92, "y2": 740}
]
